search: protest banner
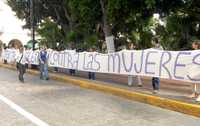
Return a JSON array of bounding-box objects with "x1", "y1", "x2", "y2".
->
[{"x1": 1, "y1": 48, "x2": 200, "y2": 83}]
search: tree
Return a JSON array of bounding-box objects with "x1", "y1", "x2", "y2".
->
[
  {"x1": 37, "y1": 18, "x2": 65, "y2": 49},
  {"x1": 155, "y1": 0, "x2": 200, "y2": 50},
  {"x1": 7, "y1": 0, "x2": 200, "y2": 51}
]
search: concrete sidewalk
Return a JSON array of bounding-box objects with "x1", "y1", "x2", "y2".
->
[
  {"x1": 0, "y1": 63, "x2": 200, "y2": 117},
  {"x1": 56, "y1": 68, "x2": 194, "y2": 103}
]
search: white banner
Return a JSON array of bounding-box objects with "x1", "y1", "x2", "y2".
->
[{"x1": 1, "y1": 48, "x2": 200, "y2": 83}]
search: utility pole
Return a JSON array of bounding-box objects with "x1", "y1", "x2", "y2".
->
[
  {"x1": 30, "y1": 0, "x2": 35, "y2": 50},
  {"x1": 30, "y1": 0, "x2": 37, "y2": 69}
]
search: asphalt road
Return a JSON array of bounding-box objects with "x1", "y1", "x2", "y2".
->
[{"x1": 0, "y1": 68, "x2": 199, "y2": 126}]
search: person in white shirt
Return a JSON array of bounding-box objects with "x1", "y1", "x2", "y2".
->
[
  {"x1": 189, "y1": 41, "x2": 200, "y2": 102},
  {"x1": 0, "y1": 45, "x2": 3, "y2": 63},
  {"x1": 15, "y1": 47, "x2": 26, "y2": 83},
  {"x1": 127, "y1": 43, "x2": 143, "y2": 87},
  {"x1": 151, "y1": 38, "x2": 163, "y2": 94}
]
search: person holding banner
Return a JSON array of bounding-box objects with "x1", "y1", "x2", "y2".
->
[
  {"x1": 151, "y1": 38, "x2": 163, "y2": 94},
  {"x1": 127, "y1": 43, "x2": 143, "y2": 87},
  {"x1": 189, "y1": 41, "x2": 200, "y2": 102},
  {"x1": 15, "y1": 47, "x2": 26, "y2": 83},
  {"x1": 88, "y1": 47, "x2": 96, "y2": 80},
  {"x1": 68, "y1": 43, "x2": 76, "y2": 76},
  {"x1": 0, "y1": 43, "x2": 4, "y2": 63},
  {"x1": 3, "y1": 45, "x2": 8, "y2": 64},
  {"x1": 24, "y1": 45, "x2": 29, "y2": 69},
  {"x1": 39, "y1": 46, "x2": 49, "y2": 80}
]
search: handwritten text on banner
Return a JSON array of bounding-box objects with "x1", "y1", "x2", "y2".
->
[{"x1": 2, "y1": 49, "x2": 200, "y2": 83}]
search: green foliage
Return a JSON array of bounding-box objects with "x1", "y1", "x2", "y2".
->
[
  {"x1": 145, "y1": 0, "x2": 156, "y2": 9},
  {"x1": 69, "y1": 0, "x2": 101, "y2": 36},
  {"x1": 67, "y1": 31, "x2": 77, "y2": 42},
  {"x1": 84, "y1": 35, "x2": 98, "y2": 47},
  {"x1": 37, "y1": 18, "x2": 65, "y2": 49},
  {"x1": 6, "y1": 0, "x2": 200, "y2": 51},
  {"x1": 156, "y1": 2, "x2": 200, "y2": 50}
]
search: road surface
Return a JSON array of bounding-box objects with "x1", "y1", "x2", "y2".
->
[{"x1": 0, "y1": 68, "x2": 199, "y2": 126}]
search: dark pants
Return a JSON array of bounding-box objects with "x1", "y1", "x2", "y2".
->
[
  {"x1": 152, "y1": 77, "x2": 160, "y2": 90},
  {"x1": 88, "y1": 72, "x2": 95, "y2": 80},
  {"x1": 54, "y1": 67, "x2": 58, "y2": 72},
  {"x1": 4, "y1": 60, "x2": 7, "y2": 64},
  {"x1": 18, "y1": 64, "x2": 26, "y2": 82},
  {"x1": 31, "y1": 64, "x2": 38, "y2": 69},
  {"x1": 25, "y1": 63, "x2": 28, "y2": 69},
  {"x1": 69, "y1": 69, "x2": 75, "y2": 75}
]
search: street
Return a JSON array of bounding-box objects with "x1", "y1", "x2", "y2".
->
[{"x1": 0, "y1": 67, "x2": 199, "y2": 126}]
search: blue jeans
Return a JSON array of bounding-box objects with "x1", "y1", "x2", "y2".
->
[
  {"x1": 88, "y1": 72, "x2": 95, "y2": 80},
  {"x1": 40, "y1": 63, "x2": 49, "y2": 80},
  {"x1": 152, "y1": 77, "x2": 160, "y2": 90}
]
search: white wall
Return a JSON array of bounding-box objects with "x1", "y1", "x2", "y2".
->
[{"x1": 0, "y1": 0, "x2": 30, "y2": 45}]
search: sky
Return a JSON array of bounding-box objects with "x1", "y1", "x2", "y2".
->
[{"x1": 0, "y1": 0, "x2": 30, "y2": 45}]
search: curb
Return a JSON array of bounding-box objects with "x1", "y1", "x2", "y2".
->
[{"x1": 0, "y1": 63, "x2": 200, "y2": 117}]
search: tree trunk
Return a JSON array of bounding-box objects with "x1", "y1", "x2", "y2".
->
[
  {"x1": 181, "y1": 26, "x2": 190, "y2": 49},
  {"x1": 54, "y1": 7, "x2": 69, "y2": 36},
  {"x1": 63, "y1": 6, "x2": 73, "y2": 31},
  {"x1": 100, "y1": 0, "x2": 115, "y2": 53}
]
